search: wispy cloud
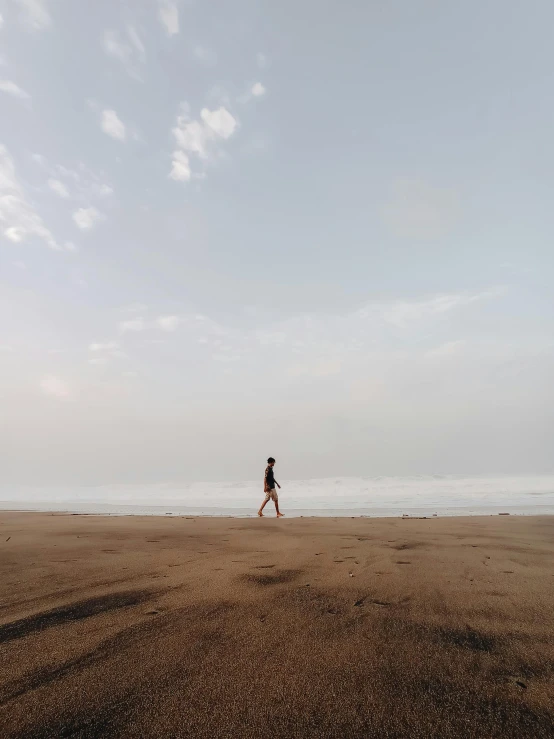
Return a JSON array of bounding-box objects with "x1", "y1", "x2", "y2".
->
[
  {"x1": 158, "y1": 0, "x2": 179, "y2": 36},
  {"x1": 0, "y1": 80, "x2": 31, "y2": 100},
  {"x1": 170, "y1": 105, "x2": 238, "y2": 182},
  {"x1": 48, "y1": 178, "x2": 69, "y2": 198},
  {"x1": 119, "y1": 318, "x2": 145, "y2": 333},
  {"x1": 103, "y1": 27, "x2": 145, "y2": 79},
  {"x1": 169, "y1": 151, "x2": 191, "y2": 182},
  {"x1": 251, "y1": 82, "x2": 266, "y2": 97},
  {"x1": 238, "y1": 81, "x2": 267, "y2": 104},
  {"x1": 73, "y1": 206, "x2": 102, "y2": 230},
  {"x1": 101, "y1": 109, "x2": 126, "y2": 141},
  {"x1": 13, "y1": 0, "x2": 51, "y2": 31},
  {"x1": 88, "y1": 341, "x2": 123, "y2": 365},
  {"x1": 134, "y1": 288, "x2": 506, "y2": 375},
  {"x1": 0, "y1": 144, "x2": 61, "y2": 250},
  {"x1": 157, "y1": 315, "x2": 180, "y2": 332},
  {"x1": 377, "y1": 288, "x2": 506, "y2": 329},
  {"x1": 89, "y1": 341, "x2": 119, "y2": 352},
  {"x1": 97, "y1": 183, "x2": 114, "y2": 197},
  {"x1": 48, "y1": 161, "x2": 114, "y2": 202}
]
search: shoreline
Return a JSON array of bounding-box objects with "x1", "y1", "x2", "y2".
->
[{"x1": 2, "y1": 503, "x2": 554, "y2": 519}]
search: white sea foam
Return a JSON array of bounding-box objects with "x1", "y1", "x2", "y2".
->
[{"x1": 1, "y1": 475, "x2": 553, "y2": 517}]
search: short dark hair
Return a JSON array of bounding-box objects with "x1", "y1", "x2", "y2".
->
[{"x1": 267, "y1": 457, "x2": 275, "y2": 464}]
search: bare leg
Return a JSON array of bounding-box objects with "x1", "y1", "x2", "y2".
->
[
  {"x1": 275, "y1": 500, "x2": 284, "y2": 518},
  {"x1": 258, "y1": 498, "x2": 269, "y2": 516}
]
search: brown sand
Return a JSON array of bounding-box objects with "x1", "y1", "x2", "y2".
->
[{"x1": 0, "y1": 513, "x2": 553, "y2": 738}]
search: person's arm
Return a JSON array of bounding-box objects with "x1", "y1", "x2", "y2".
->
[{"x1": 275, "y1": 478, "x2": 281, "y2": 489}]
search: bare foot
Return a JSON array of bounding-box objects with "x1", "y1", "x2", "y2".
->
[
  {"x1": 277, "y1": 512, "x2": 285, "y2": 518},
  {"x1": 258, "y1": 511, "x2": 264, "y2": 517}
]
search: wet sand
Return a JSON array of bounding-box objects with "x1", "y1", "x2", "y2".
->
[{"x1": 1, "y1": 513, "x2": 553, "y2": 738}]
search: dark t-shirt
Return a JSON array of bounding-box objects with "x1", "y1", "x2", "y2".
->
[{"x1": 264, "y1": 465, "x2": 275, "y2": 490}]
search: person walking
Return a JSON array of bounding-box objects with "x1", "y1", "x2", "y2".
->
[{"x1": 258, "y1": 457, "x2": 284, "y2": 517}]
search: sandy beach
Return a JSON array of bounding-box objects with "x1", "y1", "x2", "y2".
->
[{"x1": 1, "y1": 513, "x2": 553, "y2": 738}]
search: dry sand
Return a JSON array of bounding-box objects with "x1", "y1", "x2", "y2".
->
[{"x1": 0, "y1": 512, "x2": 553, "y2": 738}]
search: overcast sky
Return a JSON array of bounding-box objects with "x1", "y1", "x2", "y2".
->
[{"x1": 1, "y1": 0, "x2": 553, "y2": 485}]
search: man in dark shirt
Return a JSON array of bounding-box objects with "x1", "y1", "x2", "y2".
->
[{"x1": 258, "y1": 457, "x2": 284, "y2": 517}]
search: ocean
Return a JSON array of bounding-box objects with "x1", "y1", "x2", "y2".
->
[{"x1": 1, "y1": 475, "x2": 553, "y2": 517}]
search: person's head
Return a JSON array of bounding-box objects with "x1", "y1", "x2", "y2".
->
[{"x1": 267, "y1": 457, "x2": 276, "y2": 467}]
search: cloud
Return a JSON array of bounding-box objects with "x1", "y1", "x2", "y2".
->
[
  {"x1": 103, "y1": 27, "x2": 145, "y2": 79},
  {"x1": 0, "y1": 13, "x2": 4, "y2": 30},
  {"x1": 88, "y1": 341, "x2": 123, "y2": 365},
  {"x1": 173, "y1": 119, "x2": 211, "y2": 160},
  {"x1": 40, "y1": 375, "x2": 71, "y2": 399},
  {"x1": 157, "y1": 315, "x2": 180, "y2": 331},
  {"x1": 158, "y1": 1, "x2": 179, "y2": 36},
  {"x1": 170, "y1": 106, "x2": 238, "y2": 181},
  {"x1": 5, "y1": 227, "x2": 23, "y2": 242},
  {"x1": 382, "y1": 179, "x2": 459, "y2": 239},
  {"x1": 119, "y1": 318, "x2": 145, "y2": 333},
  {"x1": 375, "y1": 289, "x2": 506, "y2": 329},
  {"x1": 48, "y1": 178, "x2": 69, "y2": 198},
  {"x1": 13, "y1": 0, "x2": 51, "y2": 30},
  {"x1": 238, "y1": 82, "x2": 267, "y2": 104},
  {"x1": 101, "y1": 109, "x2": 126, "y2": 141},
  {"x1": 251, "y1": 82, "x2": 266, "y2": 97},
  {"x1": 169, "y1": 150, "x2": 191, "y2": 182},
  {"x1": 89, "y1": 341, "x2": 119, "y2": 352},
  {"x1": 73, "y1": 207, "x2": 102, "y2": 230},
  {"x1": 0, "y1": 80, "x2": 31, "y2": 100},
  {"x1": 201, "y1": 107, "x2": 237, "y2": 139},
  {"x1": 174, "y1": 288, "x2": 506, "y2": 368},
  {"x1": 0, "y1": 144, "x2": 60, "y2": 249},
  {"x1": 97, "y1": 184, "x2": 114, "y2": 197},
  {"x1": 47, "y1": 161, "x2": 114, "y2": 201}
]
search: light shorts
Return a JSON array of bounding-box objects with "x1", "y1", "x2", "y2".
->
[{"x1": 264, "y1": 488, "x2": 278, "y2": 503}]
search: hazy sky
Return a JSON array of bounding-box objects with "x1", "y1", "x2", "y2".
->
[{"x1": 1, "y1": 0, "x2": 553, "y2": 485}]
